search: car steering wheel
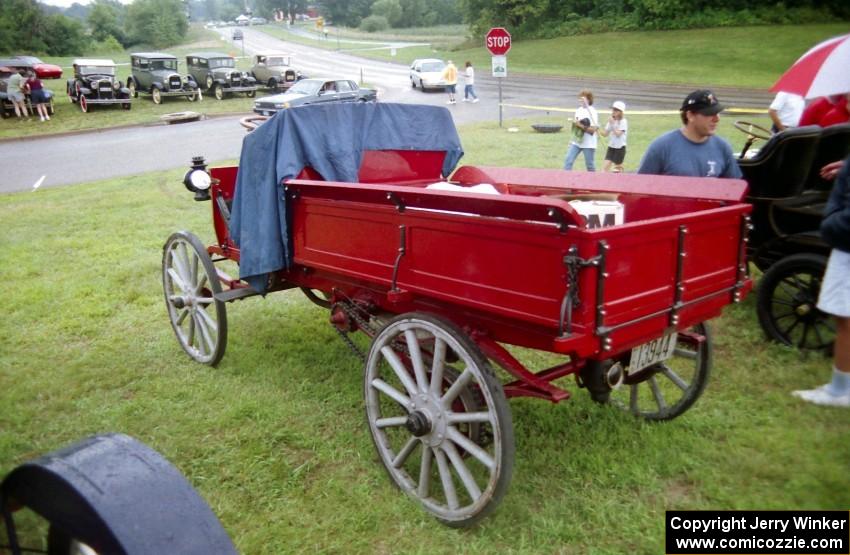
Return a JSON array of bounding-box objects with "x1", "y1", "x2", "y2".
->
[{"x1": 734, "y1": 120, "x2": 773, "y2": 159}]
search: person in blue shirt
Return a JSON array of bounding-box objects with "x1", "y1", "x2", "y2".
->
[{"x1": 638, "y1": 90, "x2": 742, "y2": 178}]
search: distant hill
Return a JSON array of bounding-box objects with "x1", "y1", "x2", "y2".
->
[{"x1": 37, "y1": 1, "x2": 90, "y2": 21}]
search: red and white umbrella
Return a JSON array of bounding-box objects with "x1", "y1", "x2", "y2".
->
[{"x1": 771, "y1": 33, "x2": 850, "y2": 99}]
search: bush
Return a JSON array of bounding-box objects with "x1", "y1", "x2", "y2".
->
[
  {"x1": 359, "y1": 14, "x2": 389, "y2": 32},
  {"x1": 90, "y1": 34, "x2": 124, "y2": 55}
]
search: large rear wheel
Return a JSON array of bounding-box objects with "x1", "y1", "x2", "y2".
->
[
  {"x1": 582, "y1": 323, "x2": 712, "y2": 421},
  {"x1": 364, "y1": 313, "x2": 514, "y2": 527},
  {"x1": 162, "y1": 231, "x2": 227, "y2": 365}
]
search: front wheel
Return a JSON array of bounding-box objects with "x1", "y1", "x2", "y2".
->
[
  {"x1": 246, "y1": 89, "x2": 256, "y2": 98},
  {"x1": 213, "y1": 84, "x2": 224, "y2": 100},
  {"x1": 162, "y1": 231, "x2": 227, "y2": 365},
  {"x1": 187, "y1": 90, "x2": 197, "y2": 102},
  {"x1": 364, "y1": 313, "x2": 514, "y2": 527},
  {"x1": 128, "y1": 78, "x2": 137, "y2": 98},
  {"x1": 757, "y1": 253, "x2": 833, "y2": 351},
  {"x1": 47, "y1": 525, "x2": 97, "y2": 555},
  {"x1": 79, "y1": 95, "x2": 88, "y2": 113},
  {"x1": 151, "y1": 87, "x2": 162, "y2": 104},
  {"x1": 583, "y1": 323, "x2": 712, "y2": 421}
]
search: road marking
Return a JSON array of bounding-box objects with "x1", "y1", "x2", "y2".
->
[{"x1": 32, "y1": 175, "x2": 45, "y2": 191}]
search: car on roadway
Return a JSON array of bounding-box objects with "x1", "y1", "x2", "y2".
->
[
  {"x1": 409, "y1": 58, "x2": 446, "y2": 91},
  {"x1": 185, "y1": 53, "x2": 257, "y2": 100},
  {"x1": 66, "y1": 58, "x2": 132, "y2": 112},
  {"x1": 232, "y1": 29, "x2": 243, "y2": 40},
  {"x1": 128, "y1": 53, "x2": 200, "y2": 104},
  {"x1": 250, "y1": 53, "x2": 303, "y2": 91},
  {"x1": 252, "y1": 77, "x2": 376, "y2": 116},
  {"x1": 1, "y1": 56, "x2": 63, "y2": 79}
]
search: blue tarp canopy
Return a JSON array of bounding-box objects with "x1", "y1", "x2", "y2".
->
[{"x1": 229, "y1": 102, "x2": 464, "y2": 293}]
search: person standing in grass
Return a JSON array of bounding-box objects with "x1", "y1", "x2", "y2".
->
[
  {"x1": 8, "y1": 68, "x2": 29, "y2": 120},
  {"x1": 442, "y1": 60, "x2": 458, "y2": 105},
  {"x1": 462, "y1": 61, "x2": 479, "y2": 103},
  {"x1": 599, "y1": 100, "x2": 627, "y2": 172},
  {"x1": 26, "y1": 70, "x2": 50, "y2": 122},
  {"x1": 793, "y1": 156, "x2": 850, "y2": 408},
  {"x1": 638, "y1": 90, "x2": 741, "y2": 178},
  {"x1": 563, "y1": 89, "x2": 599, "y2": 171}
]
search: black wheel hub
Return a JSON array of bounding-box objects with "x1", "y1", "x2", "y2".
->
[{"x1": 405, "y1": 410, "x2": 431, "y2": 437}]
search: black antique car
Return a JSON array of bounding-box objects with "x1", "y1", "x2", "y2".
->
[
  {"x1": 128, "y1": 53, "x2": 200, "y2": 104},
  {"x1": 185, "y1": 52, "x2": 257, "y2": 100},
  {"x1": 66, "y1": 58, "x2": 132, "y2": 112}
]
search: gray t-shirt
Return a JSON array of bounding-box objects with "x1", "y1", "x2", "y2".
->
[{"x1": 637, "y1": 129, "x2": 742, "y2": 178}]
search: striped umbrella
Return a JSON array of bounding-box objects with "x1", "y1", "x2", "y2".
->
[{"x1": 771, "y1": 33, "x2": 850, "y2": 99}]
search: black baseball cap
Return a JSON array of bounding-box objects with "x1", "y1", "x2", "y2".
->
[{"x1": 681, "y1": 90, "x2": 725, "y2": 115}]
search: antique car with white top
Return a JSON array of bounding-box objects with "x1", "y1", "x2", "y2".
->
[
  {"x1": 66, "y1": 58, "x2": 132, "y2": 112},
  {"x1": 185, "y1": 52, "x2": 257, "y2": 100},
  {"x1": 250, "y1": 53, "x2": 303, "y2": 91}
]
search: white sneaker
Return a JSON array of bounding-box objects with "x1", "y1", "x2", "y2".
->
[
  {"x1": 472, "y1": 98, "x2": 479, "y2": 103},
  {"x1": 446, "y1": 100, "x2": 453, "y2": 104},
  {"x1": 462, "y1": 98, "x2": 469, "y2": 102},
  {"x1": 40, "y1": 116, "x2": 45, "y2": 122},
  {"x1": 45, "y1": 115, "x2": 50, "y2": 121},
  {"x1": 792, "y1": 385, "x2": 850, "y2": 407}
]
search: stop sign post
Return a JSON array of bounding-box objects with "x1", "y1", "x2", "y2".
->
[{"x1": 485, "y1": 27, "x2": 511, "y2": 127}]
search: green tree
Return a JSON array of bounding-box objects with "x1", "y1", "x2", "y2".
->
[
  {"x1": 125, "y1": 0, "x2": 188, "y2": 47},
  {"x1": 371, "y1": 0, "x2": 402, "y2": 27},
  {"x1": 88, "y1": 0, "x2": 125, "y2": 44},
  {"x1": 42, "y1": 13, "x2": 88, "y2": 55},
  {"x1": 317, "y1": 0, "x2": 372, "y2": 26}
]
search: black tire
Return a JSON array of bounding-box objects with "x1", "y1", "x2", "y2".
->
[
  {"x1": 411, "y1": 78, "x2": 416, "y2": 89},
  {"x1": 300, "y1": 287, "x2": 332, "y2": 309},
  {"x1": 213, "y1": 83, "x2": 224, "y2": 100},
  {"x1": 128, "y1": 78, "x2": 137, "y2": 98},
  {"x1": 151, "y1": 87, "x2": 162, "y2": 104},
  {"x1": 205, "y1": 74, "x2": 214, "y2": 90},
  {"x1": 79, "y1": 95, "x2": 88, "y2": 113},
  {"x1": 47, "y1": 525, "x2": 94, "y2": 555},
  {"x1": 268, "y1": 78, "x2": 277, "y2": 89},
  {"x1": 187, "y1": 90, "x2": 197, "y2": 102},
  {"x1": 756, "y1": 253, "x2": 833, "y2": 351},
  {"x1": 583, "y1": 323, "x2": 713, "y2": 421},
  {"x1": 246, "y1": 89, "x2": 256, "y2": 98},
  {"x1": 162, "y1": 231, "x2": 228, "y2": 366},
  {"x1": 364, "y1": 312, "x2": 514, "y2": 528}
]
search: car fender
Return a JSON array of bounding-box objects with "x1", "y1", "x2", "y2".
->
[
  {"x1": 127, "y1": 76, "x2": 139, "y2": 88},
  {"x1": 119, "y1": 86, "x2": 131, "y2": 96},
  {"x1": 151, "y1": 80, "x2": 164, "y2": 91},
  {"x1": 78, "y1": 86, "x2": 92, "y2": 96}
]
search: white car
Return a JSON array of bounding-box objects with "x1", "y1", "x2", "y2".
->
[{"x1": 409, "y1": 58, "x2": 446, "y2": 91}]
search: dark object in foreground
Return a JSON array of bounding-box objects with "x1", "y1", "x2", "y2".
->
[
  {"x1": 531, "y1": 123, "x2": 563, "y2": 133},
  {"x1": 1, "y1": 433, "x2": 236, "y2": 555}
]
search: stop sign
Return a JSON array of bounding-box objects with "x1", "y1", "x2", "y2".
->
[{"x1": 485, "y1": 27, "x2": 511, "y2": 56}]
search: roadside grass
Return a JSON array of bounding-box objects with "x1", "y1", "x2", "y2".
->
[
  {"x1": 0, "y1": 26, "x2": 263, "y2": 140},
  {"x1": 267, "y1": 22, "x2": 846, "y2": 90},
  {"x1": 2, "y1": 115, "x2": 848, "y2": 553},
  {"x1": 261, "y1": 22, "x2": 467, "y2": 52}
]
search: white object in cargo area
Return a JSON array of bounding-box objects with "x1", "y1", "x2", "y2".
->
[
  {"x1": 568, "y1": 200, "x2": 625, "y2": 229},
  {"x1": 426, "y1": 182, "x2": 501, "y2": 195}
]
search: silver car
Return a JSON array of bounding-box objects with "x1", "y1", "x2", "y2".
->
[{"x1": 252, "y1": 78, "x2": 376, "y2": 116}]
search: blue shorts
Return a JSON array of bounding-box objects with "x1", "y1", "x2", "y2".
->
[
  {"x1": 446, "y1": 84, "x2": 456, "y2": 93},
  {"x1": 30, "y1": 89, "x2": 47, "y2": 104}
]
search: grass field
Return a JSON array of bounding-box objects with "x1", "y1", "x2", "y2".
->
[{"x1": 1, "y1": 114, "x2": 847, "y2": 554}]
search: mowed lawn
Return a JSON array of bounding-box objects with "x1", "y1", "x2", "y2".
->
[{"x1": 1, "y1": 114, "x2": 848, "y2": 554}]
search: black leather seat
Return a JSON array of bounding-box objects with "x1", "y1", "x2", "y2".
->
[
  {"x1": 804, "y1": 123, "x2": 850, "y2": 191},
  {"x1": 739, "y1": 125, "x2": 821, "y2": 199}
]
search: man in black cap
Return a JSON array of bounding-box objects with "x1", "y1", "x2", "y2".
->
[{"x1": 638, "y1": 90, "x2": 742, "y2": 178}]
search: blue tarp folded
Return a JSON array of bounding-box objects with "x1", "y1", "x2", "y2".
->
[{"x1": 229, "y1": 102, "x2": 464, "y2": 293}]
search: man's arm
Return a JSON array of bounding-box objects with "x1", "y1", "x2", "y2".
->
[
  {"x1": 637, "y1": 140, "x2": 664, "y2": 174},
  {"x1": 720, "y1": 141, "x2": 743, "y2": 179},
  {"x1": 768, "y1": 108, "x2": 785, "y2": 131}
]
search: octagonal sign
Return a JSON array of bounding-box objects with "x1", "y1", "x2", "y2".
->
[{"x1": 485, "y1": 27, "x2": 512, "y2": 56}]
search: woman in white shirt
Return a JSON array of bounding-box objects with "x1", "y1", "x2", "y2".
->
[{"x1": 563, "y1": 90, "x2": 599, "y2": 171}]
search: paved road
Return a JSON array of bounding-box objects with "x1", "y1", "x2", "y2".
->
[{"x1": 2, "y1": 27, "x2": 773, "y2": 193}]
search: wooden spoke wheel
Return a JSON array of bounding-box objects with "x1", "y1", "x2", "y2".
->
[
  {"x1": 152, "y1": 87, "x2": 162, "y2": 104},
  {"x1": 757, "y1": 253, "x2": 833, "y2": 352},
  {"x1": 583, "y1": 323, "x2": 712, "y2": 421},
  {"x1": 364, "y1": 313, "x2": 514, "y2": 527},
  {"x1": 162, "y1": 231, "x2": 227, "y2": 366}
]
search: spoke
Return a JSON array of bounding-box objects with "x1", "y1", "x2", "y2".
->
[
  {"x1": 195, "y1": 304, "x2": 219, "y2": 334},
  {"x1": 770, "y1": 298, "x2": 796, "y2": 307},
  {"x1": 168, "y1": 268, "x2": 189, "y2": 293},
  {"x1": 777, "y1": 279, "x2": 800, "y2": 299},
  {"x1": 812, "y1": 321, "x2": 825, "y2": 348},
  {"x1": 780, "y1": 317, "x2": 802, "y2": 337},
  {"x1": 404, "y1": 330, "x2": 428, "y2": 392},
  {"x1": 659, "y1": 365, "x2": 689, "y2": 391},
  {"x1": 370, "y1": 378, "x2": 412, "y2": 408},
  {"x1": 196, "y1": 296, "x2": 215, "y2": 306},
  {"x1": 380, "y1": 346, "x2": 419, "y2": 398},
  {"x1": 191, "y1": 251, "x2": 199, "y2": 290},
  {"x1": 418, "y1": 446, "x2": 433, "y2": 498},
  {"x1": 429, "y1": 338, "x2": 447, "y2": 396},
  {"x1": 648, "y1": 375, "x2": 667, "y2": 412},
  {"x1": 798, "y1": 321, "x2": 812, "y2": 349},
  {"x1": 673, "y1": 347, "x2": 697, "y2": 360},
  {"x1": 376, "y1": 416, "x2": 408, "y2": 428},
  {"x1": 186, "y1": 312, "x2": 195, "y2": 348},
  {"x1": 196, "y1": 270, "x2": 209, "y2": 295},
  {"x1": 447, "y1": 411, "x2": 492, "y2": 424},
  {"x1": 629, "y1": 384, "x2": 639, "y2": 414},
  {"x1": 175, "y1": 243, "x2": 191, "y2": 284},
  {"x1": 441, "y1": 369, "x2": 474, "y2": 407},
  {"x1": 772, "y1": 311, "x2": 797, "y2": 321},
  {"x1": 443, "y1": 440, "x2": 482, "y2": 503},
  {"x1": 433, "y1": 447, "x2": 459, "y2": 510},
  {"x1": 447, "y1": 427, "x2": 495, "y2": 471},
  {"x1": 175, "y1": 307, "x2": 189, "y2": 325},
  {"x1": 392, "y1": 437, "x2": 419, "y2": 469},
  {"x1": 195, "y1": 313, "x2": 214, "y2": 355}
]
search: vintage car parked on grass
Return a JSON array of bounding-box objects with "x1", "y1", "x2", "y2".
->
[
  {"x1": 0, "y1": 64, "x2": 55, "y2": 118},
  {"x1": 409, "y1": 58, "x2": 446, "y2": 91},
  {"x1": 250, "y1": 53, "x2": 303, "y2": 91},
  {"x1": 128, "y1": 53, "x2": 200, "y2": 104},
  {"x1": 66, "y1": 58, "x2": 131, "y2": 112},
  {"x1": 0, "y1": 56, "x2": 63, "y2": 79},
  {"x1": 186, "y1": 53, "x2": 257, "y2": 100},
  {"x1": 252, "y1": 77, "x2": 376, "y2": 115}
]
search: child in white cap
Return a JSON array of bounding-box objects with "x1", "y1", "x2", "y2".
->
[{"x1": 600, "y1": 100, "x2": 628, "y2": 172}]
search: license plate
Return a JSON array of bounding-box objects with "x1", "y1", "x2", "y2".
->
[{"x1": 629, "y1": 332, "x2": 677, "y2": 372}]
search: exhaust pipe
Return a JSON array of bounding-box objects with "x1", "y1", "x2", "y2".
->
[{"x1": 606, "y1": 362, "x2": 625, "y2": 389}]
